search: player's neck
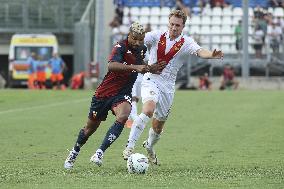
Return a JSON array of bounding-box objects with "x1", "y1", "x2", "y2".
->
[{"x1": 169, "y1": 34, "x2": 181, "y2": 41}]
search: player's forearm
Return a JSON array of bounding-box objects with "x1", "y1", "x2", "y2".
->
[
  {"x1": 197, "y1": 49, "x2": 215, "y2": 59},
  {"x1": 108, "y1": 62, "x2": 138, "y2": 72}
]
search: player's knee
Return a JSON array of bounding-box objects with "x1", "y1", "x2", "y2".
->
[
  {"x1": 116, "y1": 113, "x2": 129, "y2": 123},
  {"x1": 85, "y1": 119, "x2": 100, "y2": 135},
  {"x1": 83, "y1": 126, "x2": 93, "y2": 137},
  {"x1": 142, "y1": 102, "x2": 156, "y2": 117},
  {"x1": 143, "y1": 109, "x2": 154, "y2": 118}
]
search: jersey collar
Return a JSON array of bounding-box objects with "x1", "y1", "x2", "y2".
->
[{"x1": 165, "y1": 31, "x2": 184, "y2": 42}]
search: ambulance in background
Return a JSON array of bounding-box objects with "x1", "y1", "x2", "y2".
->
[{"x1": 8, "y1": 34, "x2": 58, "y2": 87}]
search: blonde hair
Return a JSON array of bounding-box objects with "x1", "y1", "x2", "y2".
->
[
  {"x1": 169, "y1": 10, "x2": 187, "y2": 25},
  {"x1": 129, "y1": 22, "x2": 145, "y2": 35}
]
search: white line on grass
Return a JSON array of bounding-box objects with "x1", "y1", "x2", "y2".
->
[{"x1": 0, "y1": 98, "x2": 89, "y2": 115}]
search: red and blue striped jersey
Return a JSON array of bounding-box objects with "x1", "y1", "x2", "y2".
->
[{"x1": 95, "y1": 39, "x2": 147, "y2": 98}]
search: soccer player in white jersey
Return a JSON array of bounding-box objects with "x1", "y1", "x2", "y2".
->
[{"x1": 123, "y1": 10, "x2": 224, "y2": 164}]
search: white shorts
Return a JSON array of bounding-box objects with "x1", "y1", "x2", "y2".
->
[
  {"x1": 132, "y1": 73, "x2": 143, "y2": 98},
  {"x1": 141, "y1": 78, "x2": 174, "y2": 121}
]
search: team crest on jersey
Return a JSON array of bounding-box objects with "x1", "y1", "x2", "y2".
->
[
  {"x1": 92, "y1": 111, "x2": 97, "y2": 119},
  {"x1": 159, "y1": 41, "x2": 165, "y2": 46}
]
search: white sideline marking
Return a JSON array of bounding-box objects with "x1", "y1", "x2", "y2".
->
[{"x1": 0, "y1": 98, "x2": 89, "y2": 115}]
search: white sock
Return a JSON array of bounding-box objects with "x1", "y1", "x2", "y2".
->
[
  {"x1": 129, "y1": 101, "x2": 138, "y2": 120},
  {"x1": 127, "y1": 113, "x2": 150, "y2": 149},
  {"x1": 147, "y1": 127, "x2": 161, "y2": 148}
]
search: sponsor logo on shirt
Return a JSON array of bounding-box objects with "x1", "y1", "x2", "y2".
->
[{"x1": 115, "y1": 43, "x2": 121, "y2": 48}]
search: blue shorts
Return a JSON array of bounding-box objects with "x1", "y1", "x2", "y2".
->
[{"x1": 88, "y1": 94, "x2": 132, "y2": 121}]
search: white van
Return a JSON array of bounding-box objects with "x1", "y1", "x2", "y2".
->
[{"x1": 8, "y1": 34, "x2": 58, "y2": 87}]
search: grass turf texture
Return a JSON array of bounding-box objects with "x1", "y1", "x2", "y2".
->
[{"x1": 0, "y1": 89, "x2": 283, "y2": 189}]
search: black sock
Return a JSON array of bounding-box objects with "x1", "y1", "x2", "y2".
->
[
  {"x1": 73, "y1": 129, "x2": 89, "y2": 152},
  {"x1": 99, "y1": 121, "x2": 124, "y2": 152}
]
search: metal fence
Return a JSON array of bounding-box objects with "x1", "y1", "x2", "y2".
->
[{"x1": 0, "y1": 0, "x2": 89, "y2": 33}]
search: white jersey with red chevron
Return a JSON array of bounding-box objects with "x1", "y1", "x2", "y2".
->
[{"x1": 144, "y1": 30, "x2": 201, "y2": 93}]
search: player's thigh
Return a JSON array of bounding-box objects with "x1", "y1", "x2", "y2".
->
[
  {"x1": 154, "y1": 92, "x2": 174, "y2": 121},
  {"x1": 85, "y1": 117, "x2": 102, "y2": 132},
  {"x1": 141, "y1": 80, "x2": 160, "y2": 104},
  {"x1": 112, "y1": 101, "x2": 131, "y2": 121},
  {"x1": 111, "y1": 94, "x2": 132, "y2": 121}
]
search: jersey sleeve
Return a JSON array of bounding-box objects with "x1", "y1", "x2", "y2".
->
[
  {"x1": 144, "y1": 30, "x2": 161, "y2": 46},
  {"x1": 108, "y1": 42, "x2": 125, "y2": 63},
  {"x1": 184, "y1": 37, "x2": 202, "y2": 55}
]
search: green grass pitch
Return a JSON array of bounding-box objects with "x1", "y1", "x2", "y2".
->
[{"x1": 0, "y1": 89, "x2": 283, "y2": 189}]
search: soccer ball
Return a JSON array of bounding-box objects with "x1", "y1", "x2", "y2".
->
[{"x1": 127, "y1": 153, "x2": 149, "y2": 174}]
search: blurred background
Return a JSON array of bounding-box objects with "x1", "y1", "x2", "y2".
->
[{"x1": 0, "y1": 0, "x2": 283, "y2": 90}]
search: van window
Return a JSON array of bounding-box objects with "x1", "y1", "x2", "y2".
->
[{"x1": 15, "y1": 46, "x2": 53, "y2": 61}]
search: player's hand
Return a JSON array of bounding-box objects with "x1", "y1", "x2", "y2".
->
[
  {"x1": 212, "y1": 49, "x2": 224, "y2": 59},
  {"x1": 135, "y1": 65, "x2": 150, "y2": 74},
  {"x1": 149, "y1": 61, "x2": 167, "y2": 74}
]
